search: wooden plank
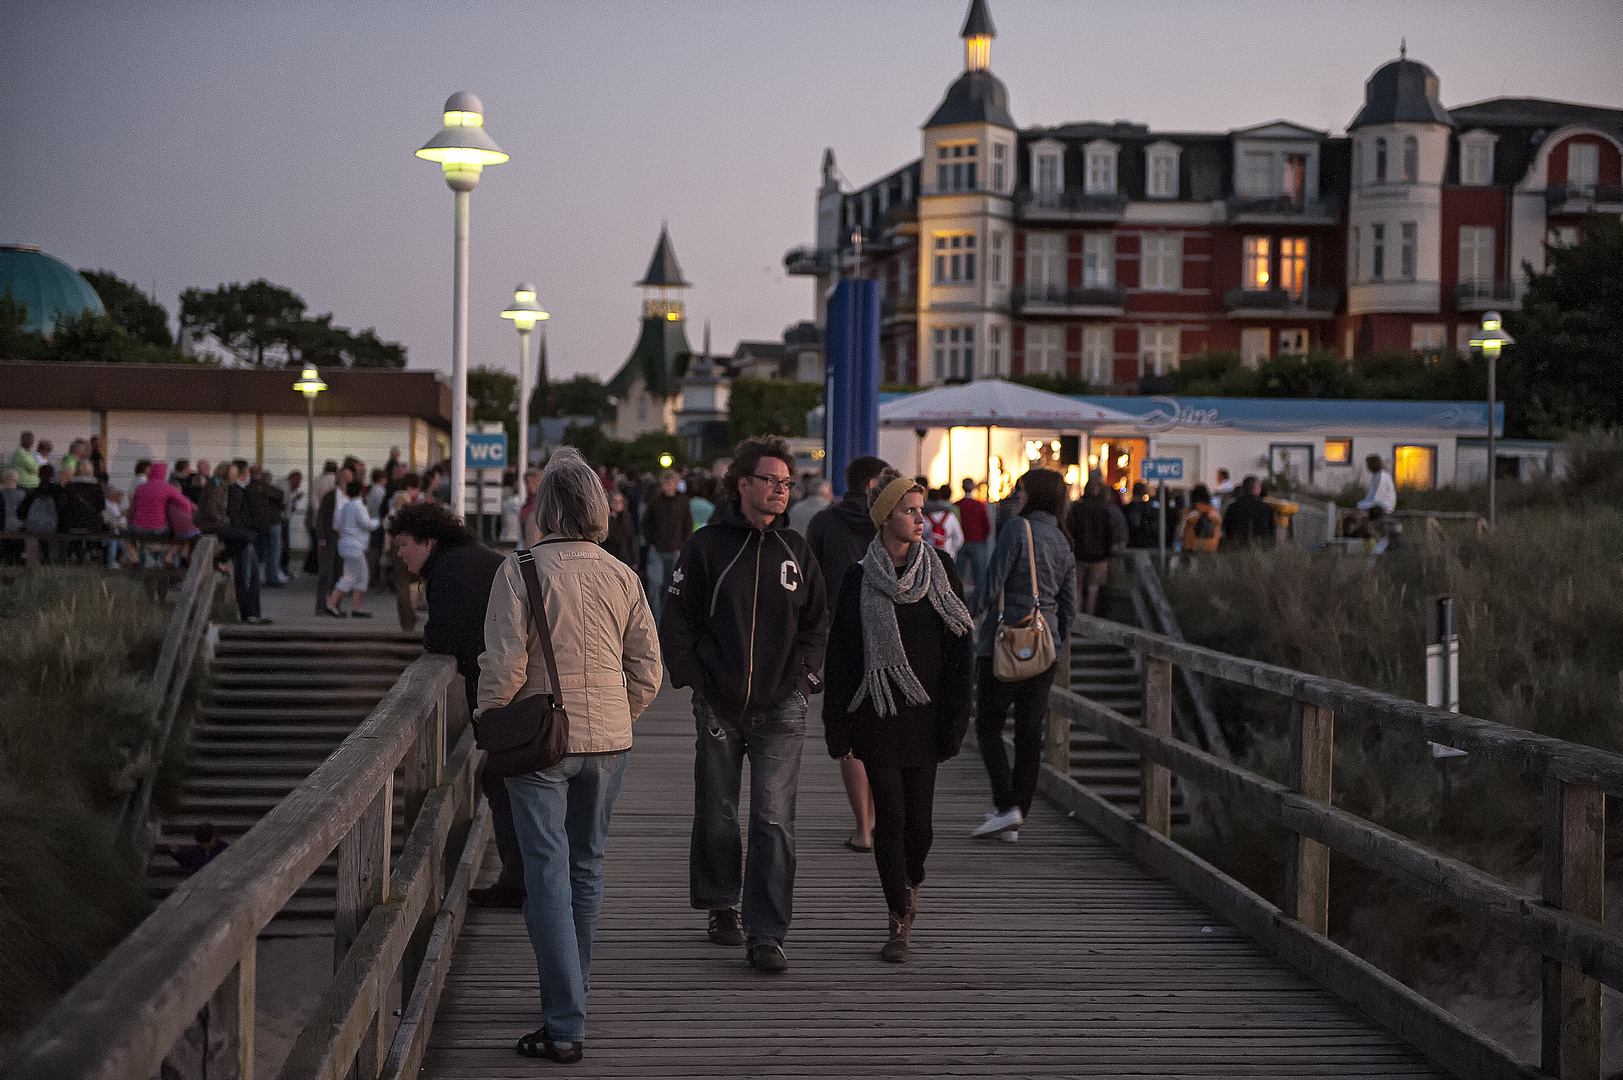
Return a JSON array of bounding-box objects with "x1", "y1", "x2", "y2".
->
[
  {"x1": 1141, "y1": 657, "x2": 1172, "y2": 836},
  {"x1": 1542, "y1": 778, "x2": 1605, "y2": 1080},
  {"x1": 333, "y1": 776, "x2": 391, "y2": 1077},
  {"x1": 1286, "y1": 701, "x2": 1333, "y2": 936}
]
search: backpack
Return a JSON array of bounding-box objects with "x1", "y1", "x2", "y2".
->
[
  {"x1": 926, "y1": 510, "x2": 952, "y2": 550},
  {"x1": 1193, "y1": 509, "x2": 1217, "y2": 540}
]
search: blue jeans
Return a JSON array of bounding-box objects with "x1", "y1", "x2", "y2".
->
[
  {"x1": 232, "y1": 541, "x2": 262, "y2": 619},
  {"x1": 505, "y1": 751, "x2": 629, "y2": 1044},
  {"x1": 644, "y1": 549, "x2": 680, "y2": 626},
  {"x1": 957, "y1": 540, "x2": 991, "y2": 600},
  {"x1": 689, "y1": 692, "x2": 806, "y2": 948},
  {"x1": 255, "y1": 525, "x2": 281, "y2": 585}
]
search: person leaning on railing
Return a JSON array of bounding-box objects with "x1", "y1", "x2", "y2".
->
[{"x1": 476, "y1": 446, "x2": 662, "y2": 1064}]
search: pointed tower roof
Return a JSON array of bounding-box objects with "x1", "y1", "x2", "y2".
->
[
  {"x1": 636, "y1": 225, "x2": 690, "y2": 287},
  {"x1": 961, "y1": 0, "x2": 995, "y2": 38}
]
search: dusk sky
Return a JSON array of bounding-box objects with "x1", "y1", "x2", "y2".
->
[{"x1": 4, "y1": 0, "x2": 1619, "y2": 387}]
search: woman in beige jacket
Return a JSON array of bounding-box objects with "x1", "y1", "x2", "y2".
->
[{"x1": 477, "y1": 448, "x2": 661, "y2": 1064}]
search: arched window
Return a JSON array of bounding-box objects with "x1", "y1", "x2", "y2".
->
[
  {"x1": 1403, "y1": 136, "x2": 1419, "y2": 183},
  {"x1": 1374, "y1": 138, "x2": 1388, "y2": 183}
]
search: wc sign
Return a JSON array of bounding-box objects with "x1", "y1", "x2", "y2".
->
[{"x1": 465, "y1": 433, "x2": 508, "y2": 470}]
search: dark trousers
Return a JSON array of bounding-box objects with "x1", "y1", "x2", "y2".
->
[
  {"x1": 279, "y1": 521, "x2": 291, "y2": 576},
  {"x1": 974, "y1": 655, "x2": 1059, "y2": 817},
  {"x1": 482, "y1": 760, "x2": 527, "y2": 891},
  {"x1": 231, "y1": 542, "x2": 262, "y2": 620},
  {"x1": 315, "y1": 540, "x2": 337, "y2": 612},
  {"x1": 865, "y1": 761, "x2": 937, "y2": 915}
]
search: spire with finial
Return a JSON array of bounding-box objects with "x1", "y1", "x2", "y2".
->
[
  {"x1": 1400, "y1": 37, "x2": 1407, "y2": 60},
  {"x1": 637, "y1": 224, "x2": 689, "y2": 322},
  {"x1": 961, "y1": 0, "x2": 994, "y2": 72}
]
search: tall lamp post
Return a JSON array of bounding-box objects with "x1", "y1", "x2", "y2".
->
[
  {"x1": 1469, "y1": 310, "x2": 1514, "y2": 529},
  {"x1": 292, "y1": 364, "x2": 327, "y2": 534},
  {"x1": 500, "y1": 284, "x2": 548, "y2": 473},
  {"x1": 415, "y1": 91, "x2": 508, "y2": 518}
]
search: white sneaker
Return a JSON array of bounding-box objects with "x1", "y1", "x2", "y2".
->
[
  {"x1": 971, "y1": 807, "x2": 1022, "y2": 838},
  {"x1": 999, "y1": 830, "x2": 1019, "y2": 843}
]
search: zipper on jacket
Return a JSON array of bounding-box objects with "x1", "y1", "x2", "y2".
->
[{"x1": 740, "y1": 531, "x2": 762, "y2": 716}]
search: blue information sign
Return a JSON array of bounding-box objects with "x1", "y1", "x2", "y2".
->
[
  {"x1": 465, "y1": 432, "x2": 508, "y2": 470},
  {"x1": 1141, "y1": 457, "x2": 1184, "y2": 482}
]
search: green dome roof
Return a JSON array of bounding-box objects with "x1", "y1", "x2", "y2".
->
[{"x1": 0, "y1": 245, "x2": 105, "y2": 335}]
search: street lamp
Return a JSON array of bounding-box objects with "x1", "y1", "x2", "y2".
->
[
  {"x1": 1469, "y1": 310, "x2": 1514, "y2": 529},
  {"x1": 292, "y1": 364, "x2": 327, "y2": 533},
  {"x1": 500, "y1": 283, "x2": 549, "y2": 474},
  {"x1": 416, "y1": 91, "x2": 508, "y2": 518}
]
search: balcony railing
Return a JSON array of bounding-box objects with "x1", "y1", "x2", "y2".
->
[
  {"x1": 1454, "y1": 280, "x2": 1522, "y2": 311},
  {"x1": 1014, "y1": 189, "x2": 1130, "y2": 220},
  {"x1": 1222, "y1": 286, "x2": 1340, "y2": 316},
  {"x1": 1225, "y1": 195, "x2": 1341, "y2": 223},
  {"x1": 1545, "y1": 183, "x2": 1623, "y2": 210},
  {"x1": 783, "y1": 245, "x2": 833, "y2": 276},
  {"x1": 1011, "y1": 283, "x2": 1128, "y2": 313}
]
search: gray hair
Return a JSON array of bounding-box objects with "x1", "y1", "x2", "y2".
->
[{"x1": 536, "y1": 447, "x2": 610, "y2": 542}]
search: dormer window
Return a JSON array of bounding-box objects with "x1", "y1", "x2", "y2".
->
[
  {"x1": 1085, "y1": 141, "x2": 1118, "y2": 195},
  {"x1": 1147, "y1": 142, "x2": 1180, "y2": 199},
  {"x1": 1460, "y1": 132, "x2": 1497, "y2": 186},
  {"x1": 1375, "y1": 138, "x2": 1388, "y2": 183},
  {"x1": 1402, "y1": 136, "x2": 1418, "y2": 183},
  {"x1": 936, "y1": 142, "x2": 979, "y2": 193},
  {"x1": 1030, "y1": 139, "x2": 1064, "y2": 206}
]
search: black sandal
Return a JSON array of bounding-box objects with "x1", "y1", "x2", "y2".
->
[{"x1": 516, "y1": 1028, "x2": 584, "y2": 1063}]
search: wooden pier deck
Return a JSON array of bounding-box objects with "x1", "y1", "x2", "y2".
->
[{"x1": 421, "y1": 687, "x2": 1446, "y2": 1079}]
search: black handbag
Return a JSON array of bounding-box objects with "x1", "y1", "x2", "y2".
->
[{"x1": 474, "y1": 547, "x2": 571, "y2": 777}]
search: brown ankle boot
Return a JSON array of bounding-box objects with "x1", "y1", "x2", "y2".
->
[{"x1": 881, "y1": 909, "x2": 913, "y2": 963}]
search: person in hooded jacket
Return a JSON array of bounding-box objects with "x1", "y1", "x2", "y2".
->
[
  {"x1": 660, "y1": 435, "x2": 828, "y2": 974},
  {"x1": 804, "y1": 453, "x2": 890, "y2": 853},
  {"x1": 824, "y1": 469, "x2": 974, "y2": 963},
  {"x1": 18, "y1": 464, "x2": 64, "y2": 563}
]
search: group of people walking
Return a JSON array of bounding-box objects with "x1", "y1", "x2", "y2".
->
[{"x1": 450, "y1": 436, "x2": 1079, "y2": 1064}]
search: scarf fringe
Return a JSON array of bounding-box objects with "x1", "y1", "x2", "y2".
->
[{"x1": 849, "y1": 664, "x2": 933, "y2": 717}]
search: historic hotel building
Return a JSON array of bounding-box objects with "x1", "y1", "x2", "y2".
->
[{"x1": 784, "y1": 0, "x2": 1623, "y2": 391}]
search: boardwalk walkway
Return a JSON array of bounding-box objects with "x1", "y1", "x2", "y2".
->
[{"x1": 421, "y1": 686, "x2": 1445, "y2": 1079}]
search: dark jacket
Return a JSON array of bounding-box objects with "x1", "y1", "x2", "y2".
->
[
  {"x1": 195, "y1": 480, "x2": 229, "y2": 534},
  {"x1": 245, "y1": 477, "x2": 286, "y2": 531},
  {"x1": 1220, "y1": 493, "x2": 1276, "y2": 549},
  {"x1": 660, "y1": 500, "x2": 828, "y2": 721},
  {"x1": 1123, "y1": 498, "x2": 1160, "y2": 548},
  {"x1": 804, "y1": 491, "x2": 875, "y2": 606},
  {"x1": 643, "y1": 489, "x2": 692, "y2": 554},
  {"x1": 823, "y1": 547, "x2": 975, "y2": 766},
  {"x1": 1067, "y1": 494, "x2": 1127, "y2": 562},
  {"x1": 61, "y1": 478, "x2": 106, "y2": 532},
  {"x1": 602, "y1": 510, "x2": 637, "y2": 568},
  {"x1": 421, "y1": 541, "x2": 507, "y2": 710},
  {"x1": 314, "y1": 488, "x2": 339, "y2": 543},
  {"x1": 971, "y1": 511, "x2": 1078, "y2": 659}
]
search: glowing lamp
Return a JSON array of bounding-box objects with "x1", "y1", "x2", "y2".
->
[
  {"x1": 1468, "y1": 311, "x2": 1514, "y2": 358},
  {"x1": 293, "y1": 365, "x2": 327, "y2": 397},
  {"x1": 659, "y1": 454, "x2": 674, "y2": 469},
  {"x1": 500, "y1": 283, "x2": 549, "y2": 331},
  {"x1": 416, "y1": 91, "x2": 508, "y2": 192}
]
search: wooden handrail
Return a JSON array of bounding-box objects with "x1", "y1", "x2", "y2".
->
[
  {"x1": 1, "y1": 653, "x2": 480, "y2": 1080},
  {"x1": 1058, "y1": 612, "x2": 1613, "y2": 1079}
]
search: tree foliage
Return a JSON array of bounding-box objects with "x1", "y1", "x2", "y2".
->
[
  {"x1": 468, "y1": 366, "x2": 519, "y2": 450},
  {"x1": 177, "y1": 278, "x2": 406, "y2": 369},
  {"x1": 533, "y1": 374, "x2": 613, "y2": 421},
  {"x1": 1503, "y1": 215, "x2": 1623, "y2": 438},
  {"x1": 79, "y1": 270, "x2": 173, "y2": 347},
  {"x1": 558, "y1": 424, "x2": 684, "y2": 475},
  {"x1": 728, "y1": 377, "x2": 822, "y2": 442},
  {"x1": 1172, "y1": 348, "x2": 1486, "y2": 401},
  {"x1": 0, "y1": 291, "x2": 197, "y2": 365},
  {"x1": 1012, "y1": 372, "x2": 1094, "y2": 396}
]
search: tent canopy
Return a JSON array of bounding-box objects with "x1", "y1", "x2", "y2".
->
[{"x1": 878, "y1": 381, "x2": 1141, "y2": 430}]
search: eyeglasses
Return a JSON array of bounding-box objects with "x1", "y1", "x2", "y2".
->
[{"x1": 747, "y1": 474, "x2": 794, "y2": 493}]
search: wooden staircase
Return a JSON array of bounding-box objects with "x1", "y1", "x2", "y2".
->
[
  {"x1": 146, "y1": 625, "x2": 423, "y2": 931},
  {"x1": 1067, "y1": 636, "x2": 1189, "y2": 825}
]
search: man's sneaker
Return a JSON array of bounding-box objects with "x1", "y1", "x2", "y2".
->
[
  {"x1": 707, "y1": 908, "x2": 744, "y2": 946},
  {"x1": 748, "y1": 943, "x2": 788, "y2": 973},
  {"x1": 999, "y1": 829, "x2": 1019, "y2": 843},
  {"x1": 971, "y1": 806, "x2": 1022, "y2": 838}
]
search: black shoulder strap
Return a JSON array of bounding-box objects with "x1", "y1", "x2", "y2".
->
[{"x1": 515, "y1": 549, "x2": 564, "y2": 700}]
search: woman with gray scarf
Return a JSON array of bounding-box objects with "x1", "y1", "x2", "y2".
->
[{"x1": 824, "y1": 469, "x2": 975, "y2": 962}]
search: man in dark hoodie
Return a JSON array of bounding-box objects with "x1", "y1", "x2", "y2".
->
[
  {"x1": 661, "y1": 435, "x2": 828, "y2": 974},
  {"x1": 804, "y1": 454, "x2": 889, "y2": 853}
]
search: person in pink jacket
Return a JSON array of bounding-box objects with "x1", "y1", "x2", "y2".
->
[{"x1": 130, "y1": 462, "x2": 196, "y2": 566}]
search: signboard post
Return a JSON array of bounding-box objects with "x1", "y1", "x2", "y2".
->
[
  {"x1": 466, "y1": 432, "x2": 508, "y2": 538},
  {"x1": 1427, "y1": 595, "x2": 1467, "y2": 759},
  {"x1": 1142, "y1": 458, "x2": 1183, "y2": 564}
]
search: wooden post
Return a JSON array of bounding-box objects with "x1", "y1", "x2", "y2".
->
[
  {"x1": 402, "y1": 698, "x2": 448, "y2": 1004},
  {"x1": 1286, "y1": 700, "x2": 1333, "y2": 936},
  {"x1": 335, "y1": 777, "x2": 391, "y2": 1078},
  {"x1": 1542, "y1": 778, "x2": 1605, "y2": 1080},
  {"x1": 1141, "y1": 657, "x2": 1172, "y2": 836},
  {"x1": 1045, "y1": 632, "x2": 1072, "y2": 775}
]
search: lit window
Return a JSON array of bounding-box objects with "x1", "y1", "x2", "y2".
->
[
  {"x1": 932, "y1": 233, "x2": 977, "y2": 283},
  {"x1": 1086, "y1": 144, "x2": 1117, "y2": 195},
  {"x1": 1149, "y1": 149, "x2": 1178, "y2": 198},
  {"x1": 1324, "y1": 439, "x2": 1352, "y2": 465},
  {"x1": 1568, "y1": 142, "x2": 1600, "y2": 193},
  {"x1": 1082, "y1": 325, "x2": 1112, "y2": 383},
  {"x1": 1402, "y1": 136, "x2": 1418, "y2": 183},
  {"x1": 1139, "y1": 326, "x2": 1179, "y2": 376},
  {"x1": 1140, "y1": 234, "x2": 1182, "y2": 291},
  {"x1": 1240, "y1": 328, "x2": 1270, "y2": 368},
  {"x1": 1394, "y1": 445, "x2": 1436, "y2": 489},
  {"x1": 1082, "y1": 233, "x2": 1113, "y2": 287},
  {"x1": 1411, "y1": 324, "x2": 1445, "y2": 352},
  {"x1": 1242, "y1": 237, "x2": 1271, "y2": 291},
  {"x1": 1026, "y1": 325, "x2": 1063, "y2": 375},
  {"x1": 1375, "y1": 138, "x2": 1388, "y2": 183},
  {"x1": 1400, "y1": 223, "x2": 1416, "y2": 280},
  {"x1": 1279, "y1": 329, "x2": 1308, "y2": 356},
  {"x1": 1283, "y1": 154, "x2": 1307, "y2": 206},
  {"x1": 1371, "y1": 224, "x2": 1386, "y2": 281},
  {"x1": 1279, "y1": 237, "x2": 1308, "y2": 298}
]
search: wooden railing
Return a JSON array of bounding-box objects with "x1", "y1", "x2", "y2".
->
[
  {"x1": 1049, "y1": 614, "x2": 1620, "y2": 1080},
  {"x1": 1, "y1": 654, "x2": 487, "y2": 1080}
]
